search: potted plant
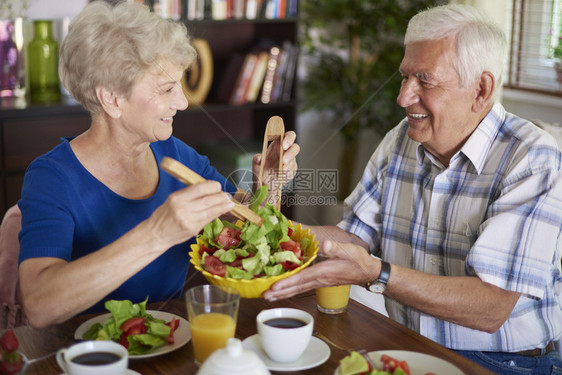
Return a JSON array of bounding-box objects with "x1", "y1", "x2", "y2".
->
[
  {"x1": 553, "y1": 37, "x2": 562, "y2": 84},
  {"x1": 300, "y1": 0, "x2": 442, "y2": 201}
]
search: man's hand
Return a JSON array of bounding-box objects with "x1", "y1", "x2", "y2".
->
[{"x1": 264, "y1": 240, "x2": 379, "y2": 301}]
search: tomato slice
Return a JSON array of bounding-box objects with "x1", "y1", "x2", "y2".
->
[
  {"x1": 119, "y1": 332, "x2": 129, "y2": 349},
  {"x1": 280, "y1": 239, "x2": 302, "y2": 259},
  {"x1": 288, "y1": 227, "x2": 294, "y2": 236},
  {"x1": 215, "y1": 227, "x2": 241, "y2": 250},
  {"x1": 165, "y1": 317, "x2": 178, "y2": 345},
  {"x1": 204, "y1": 255, "x2": 226, "y2": 276},
  {"x1": 166, "y1": 317, "x2": 179, "y2": 332},
  {"x1": 199, "y1": 244, "x2": 217, "y2": 256},
  {"x1": 280, "y1": 261, "x2": 300, "y2": 270},
  {"x1": 399, "y1": 360, "x2": 411, "y2": 375},
  {"x1": 120, "y1": 317, "x2": 146, "y2": 333}
]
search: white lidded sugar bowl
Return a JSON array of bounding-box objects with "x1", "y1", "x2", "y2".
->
[{"x1": 196, "y1": 338, "x2": 270, "y2": 375}]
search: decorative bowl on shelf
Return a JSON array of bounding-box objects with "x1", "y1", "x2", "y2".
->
[{"x1": 189, "y1": 221, "x2": 319, "y2": 298}]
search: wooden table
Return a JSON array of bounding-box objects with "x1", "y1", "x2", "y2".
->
[{"x1": 14, "y1": 292, "x2": 494, "y2": 375}]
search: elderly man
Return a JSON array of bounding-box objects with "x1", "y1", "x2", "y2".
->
[{"x1": 264, "y1": 4, "x2": 562, "y2": 374}]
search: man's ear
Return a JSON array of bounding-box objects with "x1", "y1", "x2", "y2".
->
[
  {"x1": 95, "y1": 87, "x2": 122, "y2": 119},
  {"x1": 472, "y1": 71, "x2": 494, "y2": 113}
]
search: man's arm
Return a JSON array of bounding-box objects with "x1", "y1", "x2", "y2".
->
[{"x1": 264, "y1": 238, "x2": 520, "y2": 333}]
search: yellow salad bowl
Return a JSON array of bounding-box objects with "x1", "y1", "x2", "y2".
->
[{"x1": 189, "y1": 221, "x2": 319, "y2": 298}]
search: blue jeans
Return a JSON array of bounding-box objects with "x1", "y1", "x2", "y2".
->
[{"x1": 454, "y1": 349, "x2": 562, "y2": 374}]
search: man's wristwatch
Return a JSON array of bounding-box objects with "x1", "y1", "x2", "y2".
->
[{"x1": 365, "y1": 260, "x2": 391, "y2": 294}]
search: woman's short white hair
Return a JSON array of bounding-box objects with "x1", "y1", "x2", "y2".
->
[
  {"x1": 59, "y1": 1, "x2": 196, "y2": 114},
  {"x1": 405, "y1": 4, "x2": 506, "y2": 101}
]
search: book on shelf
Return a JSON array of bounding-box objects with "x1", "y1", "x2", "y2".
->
[
  {"x1": 211, "y1": 0, "x2": 228, "y2": 20},
  {"x1": 260, "y1": 46, "x2": 281, "y2": 104},
  {"x1": 152, "y1": 0, "x2": 181, "y2": 19},
  {"x1": 245, "y1": 51, "x2": 270, "y2": 103},
  {"x1": 188, "y1": 0, "x2": 296, "y2": 20},
  {"x1": 270, "y1": 40, "x2": 297, "y2": 103},
  {"x1": 223, "y1": 41, "x2": 298, "y2": 106},
  {"x1": 280, "y1": 43, "x2": 298, "y2": 102},
  {"x1": 229, "y1": 53, "x2": 259, "y2": 105},
  {"x1": 186, "y1": 0, "x2": 205, "y2": 20}
]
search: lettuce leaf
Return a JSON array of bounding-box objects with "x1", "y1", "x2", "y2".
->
[
  {"x1": 81, "y1": 298, "x2": 170, "y2": 355},
  {"x1": 199, "y1": 186, "x2": 302, "y2": 278}
]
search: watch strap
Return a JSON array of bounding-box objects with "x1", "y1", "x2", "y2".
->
[
  {"x1": 377, "y1": 260, "x2": 391, "y2": 285},
  {"x1": 365, "y1": 260, "x2": 391, "y2": 293}
]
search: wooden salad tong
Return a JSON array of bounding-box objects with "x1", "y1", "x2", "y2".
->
[
  {"x1": 160, "y1": 157, "x2": 264, "y2": 226},
  {"x1": 258, "y1": 116, "x2": 285, "y2": 211}
]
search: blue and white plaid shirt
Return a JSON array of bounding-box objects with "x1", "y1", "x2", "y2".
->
[{"x1": 338, "y1": 103, "x2": 562, "y2": 352}]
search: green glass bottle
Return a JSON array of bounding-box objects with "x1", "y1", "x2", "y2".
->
[{"x1": 28, "y1": 20, "x2": 61, "y2": 103}]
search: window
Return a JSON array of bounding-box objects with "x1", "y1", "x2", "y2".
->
[{"x1": 506, "y1": 0, "x2": 562, "y2": 96}]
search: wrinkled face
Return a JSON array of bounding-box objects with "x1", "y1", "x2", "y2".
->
[
  {"x1": 119, "y1": 59, "x2": 188, "y2": 143},
  {"x1": 397, "y1": 37, "x2": 480, "y2": 163}
]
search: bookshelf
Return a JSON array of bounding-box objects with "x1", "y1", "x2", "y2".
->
[{"x1": 0, "y1": 6, "x2": 299, "y2": 217}]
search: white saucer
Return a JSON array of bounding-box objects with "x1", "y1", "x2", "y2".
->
[
  {"x1": 242, "y1": 334, "x2": 330, "y2": 372},
  {"x1": 60, "y1": 370, "x2": 141, "y2": 375}
]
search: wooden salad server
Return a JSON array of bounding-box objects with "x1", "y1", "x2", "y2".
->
[
  {"x1": 258, "y1": 116, "x2": 285, "y2": 211},
  {"x1": 160, "y1": 157, "x2": 264, "y2": 226}
]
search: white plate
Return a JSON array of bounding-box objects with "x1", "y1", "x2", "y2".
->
[
  {"x1": 74, "y1": 310, "x2": 191, "y2": 359},
  {"x1": 242, "y1": 334, "x2": 330, "y2": 372},
  {"x1": 61, "y1": 371, "x2": 141, "y2": 375},
  {"x1": 334, "y1": 350, "x2": 463, "y2": 375}
]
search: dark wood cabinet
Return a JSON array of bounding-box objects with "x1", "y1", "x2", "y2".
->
[{"x1": 0, "y1": 17, "x2": 298, "y2": 217}]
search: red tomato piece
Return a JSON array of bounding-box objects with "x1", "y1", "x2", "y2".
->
[
  {"x1": 0, "y1": 330, "x2": 19, "y2": 352},
  {"x1": 229, "y1": 257, "x2": 243, "y2": 268},
  {"x1": 165, "y1": 317, "x2": 178, "y2": 345},
  {"x1": 287, "y1": 227, "x2": 293, "y2": 236},
  {"x1": 199, "y1": 244, "x2": 217, "y2": 256},
  {"x1": 119, "y1": 332, "x2": 129, "y2": 349},
  {"x1": 215, "y1": 227, "x2": 241, "y2": 250},
  {"x1": 280, "y1": 261, "x2": 300, "y2": 271},
  {"x1": 399, "y1": 360, "x2": 411, "y2": 375},
  {"x1": 380, "y1": 354, "x2": 401, "y2": 372},
  {"x1": 120, "y1": 317, "x2": 146, "y2": 334},
  {"x1": 166, "y1": 317, "x2": 179, "y2": 332},
  {"x1": 204, "y1": 255, "x2": 226, "y2": 276},
  {"x1": 127, "y1": 326, "x2": 147, "y2": 335},
  {"x1": 279, "y1": 239, "x2": 302, "y2": 259}
]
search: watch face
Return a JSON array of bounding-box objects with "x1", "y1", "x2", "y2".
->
[{"x1": 369, "y1": 282, "x2": 386, "y2": 294}]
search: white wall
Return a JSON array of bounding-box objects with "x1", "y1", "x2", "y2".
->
[{"x1": 26, "y1": 0, "x2": 88, "y2": 20}]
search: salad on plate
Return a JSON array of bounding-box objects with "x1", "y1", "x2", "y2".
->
[
  {"x1": 339, "y1": 351, "x2": 438, "y2": 375},
  {"x1": 81, "y1": 298, "x2": 179, "y2": 355}
]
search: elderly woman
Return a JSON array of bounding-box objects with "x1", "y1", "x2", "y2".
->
[{"x1": 17, "y1": 1, "x2": 299, "y2": 328}]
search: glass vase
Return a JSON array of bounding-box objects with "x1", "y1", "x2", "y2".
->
[
  {"x1": 0, "y1": 18, "x2": 25, "y2": 99},
  {"x1": 28, "y1": 20, "x2": 60, "y2": 103}
]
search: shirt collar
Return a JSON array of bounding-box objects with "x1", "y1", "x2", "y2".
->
[
  {"x1": 460, "y1": 102, "x2": 505, "y2": 174},
  {"x1": 415, "y1": 102, "x2": 506, "y2": 174}
]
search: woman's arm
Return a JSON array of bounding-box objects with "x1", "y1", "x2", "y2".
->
[{"x1": 19, "y1": 181, "x2": 233, "y2": 328}]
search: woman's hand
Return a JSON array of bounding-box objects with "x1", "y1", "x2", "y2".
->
[
  {"x1": 252, "y1": 130, "x2": 300, "y2": 202},
  {"x1": 148, "y1": 180, "x2": 234, "y2": 247},
  {"x1": 263, "y1": 239, "x2": 379, "y2": 301}
]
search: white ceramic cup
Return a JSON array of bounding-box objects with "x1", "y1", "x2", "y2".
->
[
  {"x1": 256, "y1": 308, "x2": 313, "y2": 363},
  {"x1": 56, "y1": 340, "x2": 128, "y2": 375}
]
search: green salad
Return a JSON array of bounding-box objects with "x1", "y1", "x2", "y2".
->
[
  {"x1": 82, "y1": 298, "x2": 178, "y2": 355},
  {"x1": 197, "y1": 186, "x2": 311, "y2": 279}
]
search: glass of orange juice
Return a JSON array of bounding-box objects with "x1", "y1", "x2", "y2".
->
[
  {"x1": 185, "y1": 285, "x2": 240, "y2": 365},
  {"x1": 316, "y1": 284, "x2": 351, "y2": 314}
]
